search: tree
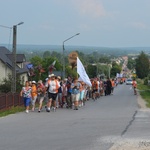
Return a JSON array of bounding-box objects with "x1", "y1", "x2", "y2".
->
[
  {"x1": 127, "y1": 57, "x2": 136, "y2": 70},
  {"x1": 111, "y1": 62, "x2": 122, "y2": 77},
  {"x1": 43, "y1": 51, "x2": 51, "y2": 58},
  {"x1": 0, "y1": 74, "x2": 23, "y2": 93},
  {"x1": 98, "y1": 56, "x2": 111, "y2": 64},
  {"x1": 86, "y1": 64, "x2": 97, "y2": 78},
  {"x1": 135, "y1": 51, "x2": 150, "y2": 79}
]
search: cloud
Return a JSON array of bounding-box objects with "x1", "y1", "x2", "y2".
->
[
  {"x1": 72, "y1": 0, "x2": 106, "y2": 18},
  {"x1": 129, "y1": 22, "x2": 147, "y2": 29}
]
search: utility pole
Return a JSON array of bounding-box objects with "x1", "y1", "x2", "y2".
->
[
  {"x1": 11, "y1": 25, "x2": 17, "y2": 93},
  {"x1": 11, "y1": 22, "x2": 24, "y2": 93}
]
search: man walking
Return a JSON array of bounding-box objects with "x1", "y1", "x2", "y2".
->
[{"x1": 45, "y1": 74, "x2": 60, "y2": 112}]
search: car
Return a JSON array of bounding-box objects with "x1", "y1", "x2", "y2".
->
[{"x1": 126, "y1": 78, "x2": 133, "y2": 85}]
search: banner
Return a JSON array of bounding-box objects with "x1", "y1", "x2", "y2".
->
[
  {"x1": 49, "y1": 60, "x2": 56, "y2": 73},
  {"x1": 77, "y1": 57, "x2": 92, "y2": 86}
]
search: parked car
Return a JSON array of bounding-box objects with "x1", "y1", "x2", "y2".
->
[{"x1": 126, "y1": 78, "x2": 133, "y2": 85}]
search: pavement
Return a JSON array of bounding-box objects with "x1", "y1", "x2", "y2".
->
[
  {"x1": 0, "y1": 84, "x2": 150, "y2": 150},
  {"x1": 109, "y1": 90, "x2": 150, "y2": 150}
]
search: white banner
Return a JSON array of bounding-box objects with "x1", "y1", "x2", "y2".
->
[{"x1": 77, "y1": 57, "x2": 92, "y2": 86}]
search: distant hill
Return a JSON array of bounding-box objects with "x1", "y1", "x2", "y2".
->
[{"x1": 1, "y1": 44, "x2": 150, "y2": 56}]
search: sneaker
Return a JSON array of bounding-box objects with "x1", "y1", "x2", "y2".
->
[
  {"x1": 38, "y1": 110, "x2": 41, "y2": 113},
  {"x1": 25, "y1": 110, "x2": 29, "y2": 113},
  {"x1": 46, "y1": 108, "x2": 50, "y2": 112},
  {"x1": 53, "y1": 108, "x2": 56, "y2": 112}
]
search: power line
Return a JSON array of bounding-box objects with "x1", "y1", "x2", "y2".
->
[
  {"x1": 0, "y1": 24, "x2": 12, "y2": 29},
  {"x1": 0, "y1": 24, "x2": 12, "y2": 50}
]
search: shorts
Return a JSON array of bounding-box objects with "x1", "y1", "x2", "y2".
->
[
  {"x1": 37, "y1": 95, "x2": 45, "y2": 104},
  {"x1": 23, "y1": 97, "x2": 31, "y2": 107},
  {"x1": 48, "y1": 92, "x2": 58, "y2": 101},
  {"x1": 79, "y1": 91, "x2": 85, "y2": 101},
  {"x1": 58, "y1": 93, "x2": 62, "y2": 100},
  {"x1": 71, "y1": 93, "x2": 80, "y2": 102}
]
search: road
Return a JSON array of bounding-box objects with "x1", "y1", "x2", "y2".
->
[{"x1": 0, "y1": 83, "x2": 150, "y2": 150}]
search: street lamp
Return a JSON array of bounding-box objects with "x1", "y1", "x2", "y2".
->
[
  {"x1": 11, "y1": 22, "x2": 24, "y2": 93},
  {"x1": 62, "y1": 33, "x2": 80, "y2": 79}
]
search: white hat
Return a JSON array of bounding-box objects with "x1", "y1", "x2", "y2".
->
[
  {"x1": 38, "y1": 80, "x2": 42, "y2": 84},
  {"x1": 32, "y1": 81, "x2": 36, "y2": 84},
  {"x1": 57, "y1": 76, "x2": 61, "y2": 80},
  {"x1": 48, "y1": 74, "x2": 55, "y2": 78},
  {"x1": 50, "y1": 74, "x2": 55, "y2": 77}
]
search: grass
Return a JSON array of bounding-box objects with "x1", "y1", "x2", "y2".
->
[
  {"x1": 137, "y1": 79, "x2": 150, "y2": 108},
  {"x1": 0, "y1": 106, "x2": 25, "y2": 118},
  {"x1": 0, "y1": 101, "x2": 46, "y2": 118}
]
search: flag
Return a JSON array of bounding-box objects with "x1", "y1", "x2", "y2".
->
[
  {"x1": 77, "y1": 57, "x2": 92, "y2": 87},
  {"x1": 26, "y1": 63, "x2": 35, "y2": 76},
  {"x1": 26, "y1": 63, "x2": 33, "y2": 69},
  {"x1": 49, "y1": 60, "x2": 56, "y2": 73}
]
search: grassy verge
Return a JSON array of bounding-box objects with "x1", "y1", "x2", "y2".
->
[
  {"x1": 0, "y1": 106, "x2": 24, "y2": 118},
  {"x1": 137, "y1": 79, "x2": 150, "y2": 108}
]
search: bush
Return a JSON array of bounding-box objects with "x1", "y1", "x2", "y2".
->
[{"x1": 144, "y1": 75, "x2": 150, "y2": 85}]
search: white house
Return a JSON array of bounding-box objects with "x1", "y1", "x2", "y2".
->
[{"x1": 0, "y1": 46, "x2": 28, "y2": 85}]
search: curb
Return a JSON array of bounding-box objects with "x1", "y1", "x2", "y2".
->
[{"x1": 137, "y1": 91, "x2": 147, "y2": 109}]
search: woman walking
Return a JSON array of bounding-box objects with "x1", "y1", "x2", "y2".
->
[
  {"x1": 71, "y1": 78, "x2": 81, "y2": 110},
  {"x1": 31, "y1": 81, "x2": 37, "y2": 111},
  {"x1": 37, "y1": 80, "x2": 45, "y2": 112},
  {"x1": 20, "y1": 81, "x2": 32, "y2": 113}
]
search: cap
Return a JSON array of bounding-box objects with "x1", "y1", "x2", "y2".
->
[{"x1": 32, "y1": 81, "x2": 36, "y2": 84}]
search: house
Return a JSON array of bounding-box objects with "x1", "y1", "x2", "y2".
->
[{"x1": 0, "y1": 46, "x2": 28, "y2": 84}]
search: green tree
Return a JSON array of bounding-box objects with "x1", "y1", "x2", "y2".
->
[
  {"x1": 135, "y1": 51, "x2": 150, "y2": 79},
  {"x1": 98, "y1": 56, "x2": 111, "y2": 64},
  {"x1": 127, "y1": 57, "x2": 136, "y2": 70},
  {"x1": 111, "y1": 62, "x2": 122, "y2": 77},
  {"x1": 43, "y1": 51, "x2": 51, "y2": 58},
  {"x1": 87, "y1": 64, "x2": 97, "y2": 78},
  {"x1": 0, "y1": 74, "x2": 23, "y2": 93}
]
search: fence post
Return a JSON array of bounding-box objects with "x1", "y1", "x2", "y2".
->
[{"x1": 5, "y1": 94, "x2": 8, "y2": 109}]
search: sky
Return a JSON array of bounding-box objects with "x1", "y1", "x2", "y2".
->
[{"x1": 0, "y1": 0, "x2": 150, "y2": 47}]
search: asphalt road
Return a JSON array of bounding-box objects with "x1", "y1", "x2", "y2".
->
[{"x1": 0, "y1": 83, "x2": 150, "y2": 150}]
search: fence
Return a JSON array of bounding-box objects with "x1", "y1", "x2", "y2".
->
[{"x1": 0, "y1": 92, "x2": 24, "y2": 111}]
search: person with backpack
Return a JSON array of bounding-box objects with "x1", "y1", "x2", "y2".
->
[
  {"x1": 45, "y1": 74, "x2": 60, "y2": 112},
  {"x1": 62, "y1": 78, "x2": 68, "y2": 108},
  {"x1": 71, "y1": 78, "x2": 81, "y2": 110},
  {"x1": 37, "y1": 80, "x2": 45, "y2": 112},
  {"x1": 66, "y1": 76, "x2": 73, "y2": 109}
]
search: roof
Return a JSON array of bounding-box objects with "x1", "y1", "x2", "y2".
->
[
  {"x1": 0, "y1": 46, "x2": 28, "y2": 74},
  {"x1": 6, "y1": 54, "x2": 26, "y2": 63},
  {"x1": 0, "y1": 46, "x2": 12, "y2": 67}
]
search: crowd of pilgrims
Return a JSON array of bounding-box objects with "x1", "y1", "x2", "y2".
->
[{"x1": 20, "y1": 74, "x2": 117, "y2": 113}]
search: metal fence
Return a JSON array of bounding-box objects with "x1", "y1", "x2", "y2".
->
[{"x1": 0, "y1": 93, "x2": 24, "y2": 110}]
